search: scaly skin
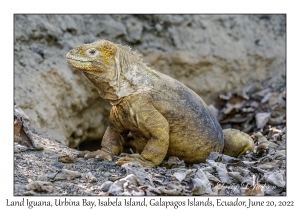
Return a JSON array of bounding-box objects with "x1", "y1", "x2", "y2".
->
[{"x1": 66, "y1": 40, "x2": 252, "y2": 167}]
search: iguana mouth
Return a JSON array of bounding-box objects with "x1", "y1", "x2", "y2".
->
[
  {"x1": 66, "y1": 55, "x2": 89, "y2": 63},
  {"x1": 66, "y1": 54, "x2": 106, "y2": 66},
  {"x1": 67, "y1": 59, "x2": 90, "y2": 64}
]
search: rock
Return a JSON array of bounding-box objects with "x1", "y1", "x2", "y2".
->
[
  {"x1": 155, "y1": 23, "x2": 163, "y2": 32},
  {"x1": 100, "y1": 181, "x2": 113, "y2": 192},
  {"x1": 208, "y1": 104, "x2": 219, "y2": 119},
  {"x1": 107, "y1": 179, "x2": 126, "y2": 195},
  {"x1": 14, "y1": 144, "x2": 29, "y2": 153}
]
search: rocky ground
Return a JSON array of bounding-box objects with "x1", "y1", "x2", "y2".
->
[{"x1": 13, "y1": 129, "x2": 286, "y2": 196}]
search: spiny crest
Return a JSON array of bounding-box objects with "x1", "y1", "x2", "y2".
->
[
  {"x1": 116, "y1": 43, "x2": 147, "y2": 69},
  {"x1": 99, "y1": 40, "x2": 117, "y2": 65}
]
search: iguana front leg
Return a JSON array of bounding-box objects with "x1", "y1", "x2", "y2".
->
[
  {"x1": 116, "y1": 103, "x2": 170, "y2": 167},
  {"x1": 80, "y1": 108, "x2": 127, "y2": 160}
]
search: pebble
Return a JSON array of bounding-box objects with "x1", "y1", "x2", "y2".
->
[{"x1": 100, "y1": 178, "x2": 122, "y2": 192}]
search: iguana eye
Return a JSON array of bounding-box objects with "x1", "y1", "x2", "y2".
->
[{"x1": 87, "y1": 48, "x2": 98, "y2": 56}]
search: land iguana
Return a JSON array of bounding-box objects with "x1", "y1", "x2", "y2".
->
[{"x1": 66, "y1": 40, "x2": 254, "y2": 167}]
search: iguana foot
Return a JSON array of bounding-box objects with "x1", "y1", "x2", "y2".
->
[
  {"x1": 79, "y1": 149, "x2": 113, "y2": 161},
  {"x1": 116, "y1": 153, "x2": 155, "y2": 167}
]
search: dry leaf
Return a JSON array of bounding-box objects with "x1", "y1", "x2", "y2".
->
[
  {"x1": 264, "y1": 172, "x2": 286, "y2": 188},
  {"x1": 190, "y1": 178, "x2": 207, "y2": 195},
  {"x1": 50, "y1": 169, "x2": 81, "y2": 181},
  {"x1": 14, "y1": 107, "x2": 43, "y2": 151},
  {"x1": 228, "y1": 172, "x2": 252, "y2": 185},
  {"x1": 273, "y1": 150, "x2": 286, "y2": 160},
  {"x1": 58, "y1": 155, "x2": 76, "y2": 163},
  {"x1": 204, "y1": 171, "x2": 220, "y2": 183},
  {"x1": 158, "y1": 181, "x2": 185, "y2": 196},
  {"x1": 207, "y1": 160, "x2": 232, "y2": 184},
  {"x1": 139, "y1": 185, "x2": 161, "y2": 196},
  {"x1": 25, "y1": 181, "x2": 54, "y2": 193},
  {"x1": 166, "y1": 156, "x2": 185, "y2": 168},
  {"x1": 255, "y1": 113, "x2": 271, "y2": 128},
  {"x1": 173, "y1": 169, "x2": 196, "y2": 182},
  {"x1": 108, "y1": 179, "x2": 127, "y2": 195},
  {"x1": 85, "y1": 172, "x2": 97, "y2": 183},
  {"x1": 192, "y1": 169, "x2": 212, "y2": 194},
  {"x1": 243, "y1": 184, "x2": 264, "y2": 196},
  {"x1": 121, "y1": 162, "x2": 154, "y2": 186}
]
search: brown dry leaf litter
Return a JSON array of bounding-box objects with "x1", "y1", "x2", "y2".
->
[
  {"x1": 14, "y1": 126, "x2": 285, "y2": 196},
  {"x1": 210, "y1": 81, "x2": 285, "y2": 133}
]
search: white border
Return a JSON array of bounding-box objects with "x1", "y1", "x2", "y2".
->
[{"x1": 3, "y1": 1, "x2": 298, "y2": 209}]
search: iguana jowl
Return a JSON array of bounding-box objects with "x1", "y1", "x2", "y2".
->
[{"x1": 66, "y1": 40, "x2": 253, "y2": 167}]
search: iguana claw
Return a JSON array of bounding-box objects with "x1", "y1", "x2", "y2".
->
[{"x1": 116, "y1": 153, "x2": 155, "y2": 167}]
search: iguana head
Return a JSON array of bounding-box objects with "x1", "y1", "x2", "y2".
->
[
  {"x1": 66, "y1": 40, "x2": 152, "y2": 102},
  {"x1": 66, "y1": 40, "x2": 118, "y2": 73}
]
